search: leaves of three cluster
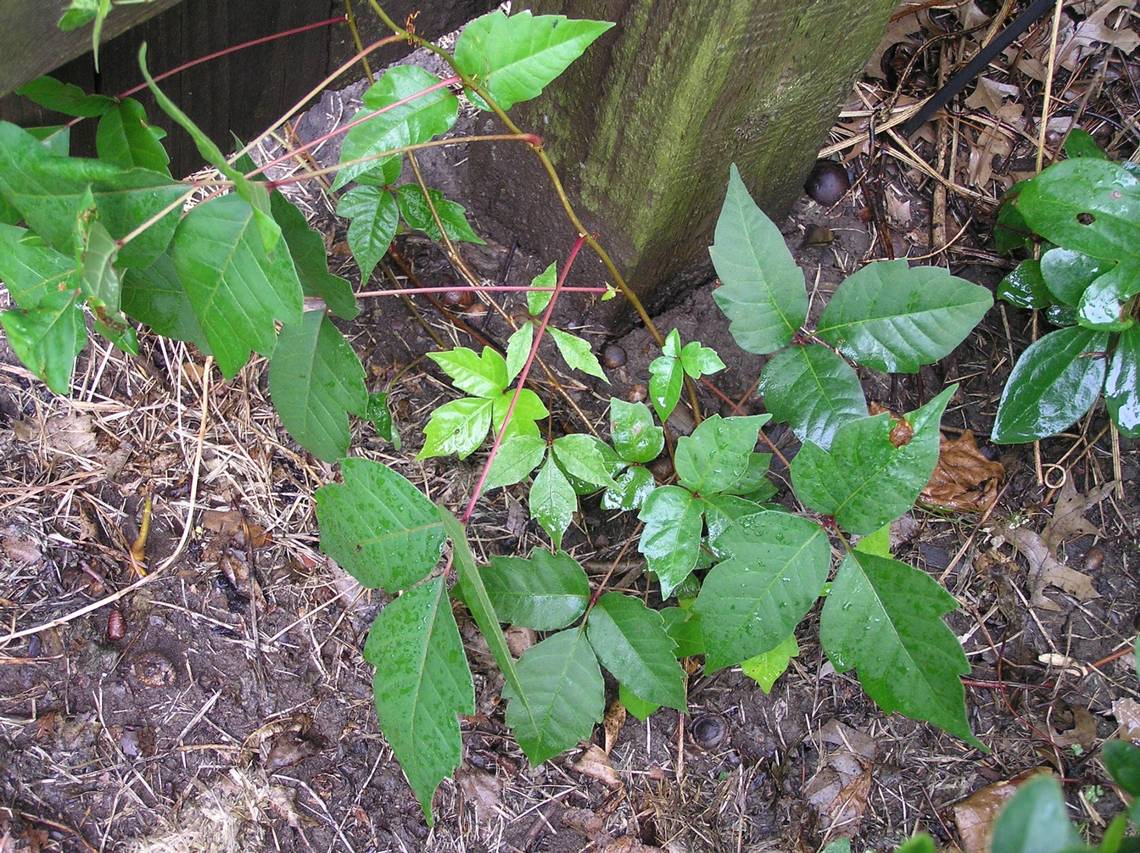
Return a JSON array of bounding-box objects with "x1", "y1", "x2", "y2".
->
[{"x1": 647, "y1": 328, "x2": 724, "y2": 422}]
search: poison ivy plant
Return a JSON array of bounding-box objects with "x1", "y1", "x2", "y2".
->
[
  {"x1": 647, "y1": 328, "x2": 725, "y2": 423},
  {"x1": 993, "y1": 136, "x2": 1139, "y2": 439}
]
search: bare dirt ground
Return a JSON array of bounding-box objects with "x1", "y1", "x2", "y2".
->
[{"x1": 2, "y1": 2, "x2": 1138, "y2": 851}]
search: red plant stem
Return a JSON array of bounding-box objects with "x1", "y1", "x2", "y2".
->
[
  {"x1": 66, "y1": 15, "x2": 347, "y2": 128},
  {"x1": 356, "y1": 285, "x2": 607, "y2": 297},
  {"x1": 245, "y1": 76, "x2": 460, "y2": 180},
  {"x1": 461, "y1": 234, "x2": 588, "y2": 524}
]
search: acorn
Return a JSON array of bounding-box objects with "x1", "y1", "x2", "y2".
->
[
  {"x1": 107, "y1": 608, "x2": 126, "y2": 642},
  {"x1": 690, "y1": 714, "x2": 727, "y2": 750},
  {"x1": 1084, "y1": 546, "x2": 1104, "y2": 573},
  {"x1": 602, "y1": 343, "x2": 627, "y2": 369},
  {"x1": 627, "y1": 384, "x2": 647, "y2": 403},
  {"x1": 440, "y1": 289, "x2": 474, "y2": 309},
  {"x1": 804, "y1": 160, "x2": 850, "y2": 205}
]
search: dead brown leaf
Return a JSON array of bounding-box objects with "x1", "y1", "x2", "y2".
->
[
  {"x1": 1041, "y1": 479, "x2": 1114, "y2": 551},
  {"x1": 1, "y1": 527, "x2": 42, "y2": 565},
  {"x1": 603, "y1": 838, "x2": 661, "y2": 852},
  {"x1": 603, "y1": 699, "x2": 627, "y2": 755},
  {"x1": 455, "y1": 766, "x2": 502, "y2": 824},
  {"x1": 921, "y1": 431, "x2": 1003, "y2": 513},
  {"x1": 1113, "y1": 698, "x2": 1140, "y2": 741},
  {"x1": 43, "y1": 412, "x2": 97, "y2": 456},
  {"x1": 1054, "y1": 704, "x2": 1098, "y2": 750},
  {"x1": 953, "y1": 769, "x2": 1056, "y2": 853},
  {"x1": 201, "y1": 509, "x2": 271, "y2": 548},
  {"x1": 992, "y1": 523, "x2": 1099, "y2": 610},
  {"x1": 505, "y1": 625, "x2": 535, "y2": 657},
  {"x1": 574, "y1": 743, "x2": 623, "y2": 789},
  {"x1": 805, "y1": 720, "x2": 877, "y2": 833}
]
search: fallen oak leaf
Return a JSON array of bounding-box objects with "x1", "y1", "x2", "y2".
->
[
  {"x1": 990, "y1": 523, "x2": 1098, "y2": 610},
  {"x1": 574, "y1": 743, "x2": 623, "y2": 789},
  {"x1": 1041, "y1": 478, "x2": 1114, "y2": 552},
  {"x1": 953, "y1": 768, "x2": 1057, "y2": 853}
]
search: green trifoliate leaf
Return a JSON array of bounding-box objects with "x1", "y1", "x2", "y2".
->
[
  {"x1": 15, "y1": 76, "x2": 114, "y2": 117},
  {"x1": 336, "y1": 186, "x2": 398, "y2": 286},
  {"x1": 418, "y1": 396, "x2": 494, "y2": 459},
  {"x1": 482, "y1": 549, "x2": 590, "y2": 631},
  {"x1": 78, "y1": 219, "x2": 122, "y2": 315},
  {"x1": 816, "y1": 261, "x2": 992, "y2": 374},
  {"x1": 1015, "y1": 158, "x2": 1140, "y2": 264},
  {"x1": 502, "y1": 628, "x2": 605, "y2": 765},
  {"x1": 618, "y1": 683, "x2": 659, "y2": 721},
  {"x1": 820, "y1": 551, "x2": 978, "y2": 745},
  {"x1": 587, "y1": 592, "x2": 686, "y2": 711},
  {"x1": 1105, "y1": 325, "x2": 1140, "y2": 437},
  {"x1": 529, "y1": 455, "x2": 576, "y2": 549},
  {"x1": 491, "y1": 388, "x2": 548, "y2": 440},
  {"x1": 790, "y1": 386, "x2": 953, "y2": 534},
  {"x1": 740, "y1": 633, "x2": 799, "y2": 693},
  {"x1": 484, "y1": 434, "x2": 547, "y2": 490},
  {"x1": 364, "y1": 577, "x2": 474, "y2": 824},
  {"x1": 171, "y1": 194, "x2": 303, "y2": 377},
  {"x1": 991, "y1": 327, "x2": 1108, "y2": 443},
  {"x1": 334, "y1": 66, "x2": 459, "y2": 190},
  {"x1": 1077, "y1": 263, "x2": 1137, "y2": 331},
  {"x1": 647, "y1": 353, "x2": 684, "y2": 424},
  {"x1": 710, "y1": 164, "x2": 806, "y2": 354},
  {"x1": 855, "y1": 523, "x2": 892, "y2": 558},
  {"x1": 552, "y1": 433, "x2": 618, "y2": 490},
  {"x1": 270, "y1": 191, "x2": 358, "y2": 321},
  {"x1": 660, "y1": 607, "x2": 704, "y2": 657},
  {"x1": 989, "y1": 775, "x2": 1079, "y2": 853},
  {"x1": 547, "y1": 326, "x2": 608, "y2": 382},
  {"x1": 720, "y1": 452, "x2": 775, "y2": 501},
  {"x1": 637, "y1": 486, "x2": 704, "y2": 599},
  {"x1": 997, "y1": 258, "x2": 1054, "y2": 310},
  {"x1": 427, "y1": 346, "x2": 507, "y2": 398},
  {"x1": 95, "y1": 98, "x2": 170, "y2": 174},
  {"x1": 694, "y1": 511, "x2": 829, "y2": 672},
  {"x1": 701, "y1": 494, "x2": 765, "y2": 550},
  {"x1": 609, "y1": 398, "x2": 664, "y2": 463},
  {"x1": 1, "y1": 287, "x2": 86, "y2": 394},
  {"x1": 0, "y1": 224, "x2": 77, "y2": 310},
  {"x1": 527, "y1": 262, "x2": 557, "y2": 315},
  {"x1": 364, "y1": 391, "x2": 399, "y2": 447},
  {"x1": 395, "y1": 184, "x2": 484, "y2": 244},
  {"x1": 679, "y1": 340, "x2": 725, "y2": 378},
  {"x1": 674, "y1": 414, "x2": 770, "y2": 496},
  {"x1": 601, "y1": 465, "x2": 655, "y2": 511},
  {"x1": 120, "y1": 254, "x2": 211, "y2": 353},
  {"x1": 268, "y1": 310, "x2": 367, "y2": 461},
  {"x1": 505, "y1": 323, "x2": 533, "y2": 384},
  {"x1": 661, "y1": 328, "x2": 682, "y2": 358},
  {"x1": 0, "y1": 121, "x2": 183, "y2": 269},
  {"x1": 454, "y1": 10, "x2": 614, "y2": 111},
  {"x1": 315, "y1": 458, "x2": 445, "y2": 592},
  {"x1": 57, "y1": 0, "x2": 100, "y2": 31},
  {"x1": 1040, "y1": 247, "x2": 1110, "y2": 306},
  {"x1": 759, "y1": 344, "x2": 866, "y2": 450}
]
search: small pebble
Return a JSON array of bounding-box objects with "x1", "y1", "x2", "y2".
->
[
  {"x1": 1084, "y1": 546, "x2": 1104, "y2": 573},
  {"x1": 804, "y1": 161, "x2": 850, "y2": 205}
]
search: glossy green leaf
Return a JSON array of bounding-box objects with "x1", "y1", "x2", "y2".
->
[
  {"x1": 427, "y1": 346, "x2": 507, "y2": 398},
  {"x1": 587, "y1": 592, "x2": 686, "y2": 710},
  {"x1": 679, "y1": 340, "x2": 726, "y2": 378},
  {"x1": 894, "y1": 834, "x2": 937, "y2": 853},
  {"x1": 0, "y1": 224, "x2": 77, "y2": 309},
  {"x1": 364, "y1": 577, "x2": 473, "y2": 824},
  {"x1": 718, "y1": 453, "x2": 776, "y2": 502},
  {"x1": 364, "y1": 391, "x2": 399, "y2": 447},
  {"x1": 740, "y1": 633, "x2": 799, "y2": 693},
  {"x1": 395, "y1": 184, "x2": 483, "y2": 244},
  {"x1": 637, "y1": 486, "x2": 704, "y2": 599},
  {"x1": 482, "y1": 549, "x2": 589, "y2": 631},
  {"x1": 527, "y1": 262, "x2": 557, "y2": 315},
  {"x1": 1077, "y1": 263, "x2": 1137, "y2": 331},
  {"x1": 96, "y1": 98, "x2": 170, "y2": 174},
  {"x1": 502, "y1": 628, "x2": 604, "y2": 765},
  {"x1": 552, "y1": 433, "x2": 617, "y2": 490},
  {"x1": 1, "y1": 287, "x2": 86, "y2": 394},
  {"x1": 27, "y1": 126, "x2": 70, "y2": 157},
  {"x1": 120, "y1": 253, "x2": 211, "y2": 352},
  {"x1": 647, "y1": 352, "x2": 684, "y2": 424},
  {"x1": 990, "y1": 775, "x2": 1079, "y2": 853},
  {"x1": 171, "y1": 194, "x2": 303, "y2": 377},
  {"x1": 0, "y1": 121, "x2": 183, "y2": 269},
  {"x1": 1104, "y1": 740, "x2": 1140, "y2": 796},
  {"x1": 609, "y1": 398, "x2": 664, "y2": 463},
  {"x1": 710, "y1": 164, "x2": 806, "y2": 354},
  {"x1": 759, "y1": 344, "x2": 866, "y2": 450},
  {"x1": 78, "y1": 219, "x2": 121, "y2": 315},
  {"x1": 491, "y1": 387, "x2": 548, "y2": 440},
  {"x1": 1106, "y1": 325, "x2": 1140, "y2": 437},
  {"x1": 694, "y1": 511, "x2": 829, "y2": 672},
  {"x1": 454, "y1": 10, "x2": 614, "y2": 111},
  {"x1": 268, "y1": 310, "x2": 367, "y2": 461},
  {"x1": 601, "y1": 465, "x2": 655, "y2": 511},
  {"x1": 994, "y1": 180, "x2": 1034, "y2": 254},
  {"x1": 334, "y1": 66, "x2": 459, "y2": 190},
  {"x1": 675, "y1": 414, "x2": 770, "y2": 496},
  {"x1": 15, "y1": 76, "x2": 114, "y2": 117},
  {"x1": 336, "y1": 186, "x2": 398, "y2": 286},
  {"x1": 547, "y1": 326, "x2": 608, "y2": 382},
  {"x1": 855, "y1": 523, "x2": 892, "y2": 558},
  {"x1": 791, "y1": 387, "x2": 953, "y2": 533},
  {"x1": 1015, "y1": 158, "x2": 1140, "y2": 264},
  {"x1": 505, "y1": 323, "x2": 533, "y2": 384},
  {"x1": 315, "y1": 458, "x2": 445, "y2": 592},
  {"x1": 619, "y1": 683, "x2": 659, "y2": 721},
  {"x1": 1041, "y1": 247, "x2": 1112, "y2": 306},
  {"x1": 820, "y1": 551, "x2": 978, "y2": 745},
  {"x1": 419, "y1": 396, "x2": 494, "y2": 459},
  {"x1": 660, "y1": 607, "x2": 704, "y2": 657},
  {"x1": 816, "y1": 261, "x2": 992, "y2": 373},
  {"x1": 530, "y1": 455, "x2": 576, "y2": 549},
  {"x1": 702, "y1": 494, "x2": 765, "y2": 551},
  {"x1": 1046, "y1": 304, "x2": 1079, "y2": 328},
  {"x1": 1064, "y1": 129, "x2": 1106, "y2": 160},
  {"x1": 998, "y1": 259, "x2": 1054, "y2": 310},
  {"x1": 271, "y1": 191, "x2": 358, "y2": 321},
  {"x1": 992, "y1": 327, "x2": 1109, "y2": 443},
  {"x1": 484, "y1": 434, "x2": 547, "y2": 490}
]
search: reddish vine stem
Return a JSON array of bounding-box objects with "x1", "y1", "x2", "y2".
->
[
  {"x1": 462, "y1": 234, "x2": 588, "y2": 524},
  {"x1": 356, "y1": 285, "x2": 608, "y2": 297}
]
